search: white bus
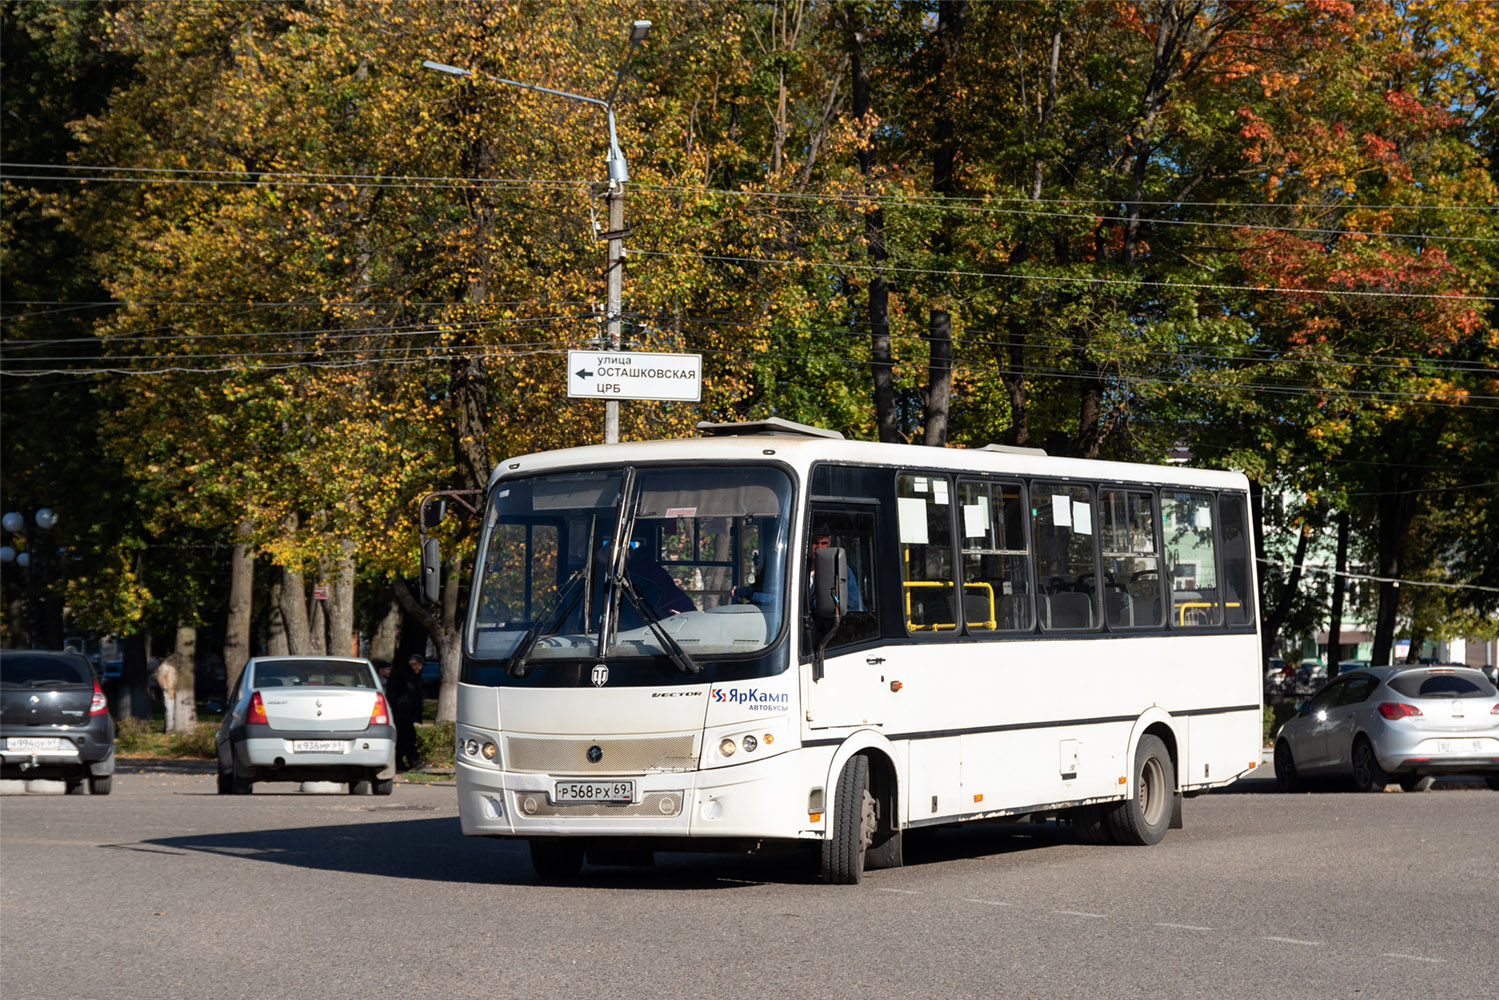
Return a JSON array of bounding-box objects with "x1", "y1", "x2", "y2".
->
[{"x1": 437, "y1": 419, "x2": 1262, "y2": 882}]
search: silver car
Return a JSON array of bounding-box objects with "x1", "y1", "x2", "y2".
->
[
  {"x1": 1273, "y1": 666, "x2": 1499, "y2": 792},
  {"x1": 215, "y1": 656, "x2": 396, "y2": 795}
]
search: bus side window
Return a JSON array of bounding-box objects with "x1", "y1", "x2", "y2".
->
[
  {"x1": 807, "y1": 508, "x2": 879, "y2": 647},
  {"x1": 1219, "y1": 494, "x2": 1254, "y2": 626},
  {"x1": 1030, "y1": 482, "x2": 1100, "y2": 630},
  {"x1": 1164, "y1": 492, "x2": 1221, "y2": 627},
  {"x1": 958, "y1": 479, "x2": 1033, "y2": 632},
  {"x1": 1099, "y1": 488, "x2": 1162, "y2": 628},
  {"x1": 896, "y1": 473, "x2": 957, "y2": 634}
]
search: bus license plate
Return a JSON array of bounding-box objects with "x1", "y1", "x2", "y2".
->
[
  {"x1": 291, "y1": 740, "x2": 347, "y2": 754},
  {"x1": 554, "y1": 780, "x2": 634, "y2": 804}
]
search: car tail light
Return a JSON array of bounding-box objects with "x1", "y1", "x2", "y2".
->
[
  {"x1": 247, "y1": 691, "x2": 268, "y2": 725},
  {"x1": 90, "y1": 680, "x2": 108, "y2": 716},
  {"x1": 1492, "y1": 703, "x2": 1499, "y2": 717},
  {"x1": 369, "y1": 692, "x2": 389, "y2": 726},
  {"x1": 1378, "y1": 702, "x2": 1422, "y2": 720}
]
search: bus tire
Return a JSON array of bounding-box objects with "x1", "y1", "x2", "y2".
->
[
  {"x1": 1106, "y1": 735, "x2": 1174, "y2": 846},
  {"x1": 529, "y1": 838, "x2": 585, "y2": 881},
  {"x1": 821, "y1": 755, "x2": 872, "y2": 884}
]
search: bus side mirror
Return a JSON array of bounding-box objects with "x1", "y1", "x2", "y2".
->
[
  {"x1": 421, "y1": 499, "x2": 447, "y2": 530},
  {"x1": 814, "y1": 546, "x2": 847, "y2": 622},
  {"x1": 421, "y1": 538, "x2": 442, "y2": 604}
]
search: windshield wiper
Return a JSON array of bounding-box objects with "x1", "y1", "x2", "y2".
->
[
  {"x1": 615, "y1": 577, "x2": 702, "y2": 675},
  {"x1": 596, "y1": 466, "x2": 638, "y2": 654},
  {"x1": 505, "y1": 571, "x2": 587, "y2": 677}
]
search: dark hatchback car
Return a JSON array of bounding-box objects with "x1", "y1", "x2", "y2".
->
[{"x1": 1, "y1": 649, "x2": 116, "y2": 794}]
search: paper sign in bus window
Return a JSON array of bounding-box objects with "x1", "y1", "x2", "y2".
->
[
  {"x1": 898, "y1": 497, "x2": 930, "y2": 544},
  {"x1": 963, "y1": 500, "x2": 990, "y2": 540},
  {"x1": 1051, "y1": 494, "x2": 1071, "y2": 528},
  {"x1": 1072, "y1": 501, "x2": 1093, "y2": 535}
]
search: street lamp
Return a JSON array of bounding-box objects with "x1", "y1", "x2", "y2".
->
[
  {"x1": 1, "y1": 507, "x2": 59, "y2": 647},
  {"x1": 424, "y1": 19, "x2": 652, "y2": 444}
]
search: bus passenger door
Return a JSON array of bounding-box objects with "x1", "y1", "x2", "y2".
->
[{"x1": 804, "y1": 506, "x2": 885, "y2": 731}]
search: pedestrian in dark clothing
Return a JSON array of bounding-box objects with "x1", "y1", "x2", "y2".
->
[{"x1": 390, "y1": 654, "x2": 425, "y2": 771}]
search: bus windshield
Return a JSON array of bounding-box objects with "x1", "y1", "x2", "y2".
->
[{"x1": 466, "y1": 464, "x2": 793, "y2": 685}]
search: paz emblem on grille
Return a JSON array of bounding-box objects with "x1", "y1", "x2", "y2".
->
[{"x1": 587, "y1": 745, "x2": 603, "y2": 764}]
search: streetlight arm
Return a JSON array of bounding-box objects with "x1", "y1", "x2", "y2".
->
[{"x1": 422, "y1": 60, "x2": 610, "y2": 112}]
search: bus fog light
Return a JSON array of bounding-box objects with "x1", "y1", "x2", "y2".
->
[
  {"x1": 742, "y1": 735, "x2": 758, "y2": 753},
  {"x1": 701, "y1": 798, "x2": 723, "y2": 820},
  {"x1": 481, "y1": 741, "x2": 497, "y2": 761},
  {"x1": 521, "y1": 795, "x2": 540, "y2": 815},
  {"x1": 719, "y1": 737, "x2": 736, "y2": 757}
]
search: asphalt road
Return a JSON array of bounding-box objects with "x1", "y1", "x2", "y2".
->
[{"x1": 2, "y1": 766, "x2": 1494, "y2": 1000}]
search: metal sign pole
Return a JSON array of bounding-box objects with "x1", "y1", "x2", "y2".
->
[{"x1": 604, "y1": 182, "x2": 624, "y2": 444}]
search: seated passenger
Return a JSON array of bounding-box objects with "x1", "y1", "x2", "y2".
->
[{"x1": 627, "y1": 548, "x2": 695, "y2": 617}]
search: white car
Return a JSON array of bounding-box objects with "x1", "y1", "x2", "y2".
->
[
  {"x1": 1273, "y1": 666, "x2": 1499, "y2": 792},
  {"x1": 215, "y1": 656, "x2": 396, "y2": 795}
]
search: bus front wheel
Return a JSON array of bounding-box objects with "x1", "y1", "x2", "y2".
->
[
  {"x1": 1106, "y1": 735, "x2": 1174, "y2": 846},
  {"x1": 821, "y1": 755, "x2": 874, "y2": 884}
]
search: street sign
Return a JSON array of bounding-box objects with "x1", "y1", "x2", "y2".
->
[{"x1": 567, "y1": 350, "x2": 703, "y2": 402}]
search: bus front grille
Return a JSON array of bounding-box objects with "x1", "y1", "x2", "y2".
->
[{"x1": 504, "y1": 734, "x2": 700, "y2": 774}]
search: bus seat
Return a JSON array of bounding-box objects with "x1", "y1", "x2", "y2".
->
[
  {"x1": 996, "y1": 593, "x2": 1030, "y2": 630},
  {"x1": 1105, "y1": 588, "x2": 1133, "y2": 627},
  {"x1": 964, "y1": 593, "x2": 994, "y2": 630},
  {"x1": 1048, "y1": 591, "x2": 1093, "y2": 629}
]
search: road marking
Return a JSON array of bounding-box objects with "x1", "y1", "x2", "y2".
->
[
  {"x1": 877, "y1": 888, "x2": 922, "y2": 895},
  {"x1": 1381, "y1": 953, "x2": 1443, "y2": 964},
  {"x1": 1263, "y1": 936, "x2": 1321, "y2": 946},
  {"x1": 1055, "y1": 910, "x2": 1107, "y2": 919},
  {"x1": 1155, "y1": 922, "x2": 1214, "y2": 931},
  {"x1": 963, "y1": 898, "x2": 1015, "y2": 906}
]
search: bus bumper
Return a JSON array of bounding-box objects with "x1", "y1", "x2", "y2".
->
[{"x1": 457, "y1": 748, "x2": 808, "y2": 841}]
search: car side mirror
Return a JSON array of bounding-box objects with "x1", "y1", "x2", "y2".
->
[
  {"x1": 1295, "y1": 701, "x2": 1310, "y2": 716},
  {"x1": 813, "y1": 546, "x2": 847, "y2": 622},
  {"x1": 421, "y1": 538, "x2": 441, "y2": 604},
  {"x1": 421, "y1": 498, "x2": 447, "y2": 530}
]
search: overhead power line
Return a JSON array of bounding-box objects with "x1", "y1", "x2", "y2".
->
[
  {"x1": 634, "y1": 249, "x2": 1497, "y2": 303},
  {"x1": 1258, "y1": 557, "x2": 1499, "y2": 595}
]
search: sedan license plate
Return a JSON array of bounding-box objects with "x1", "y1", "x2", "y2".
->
[
  {"x1": 6, "y1": 737, "x2": 64, "y2": 752},
  {"x1": 1435, "y1": 739, "x2": 1484, "y2": 754},
  {"x1": 291, "y1": 740, "x2": 347, "y2": 754},
  {"x1": 554, "y1": 780, "x2": 634, "y2": 804}
]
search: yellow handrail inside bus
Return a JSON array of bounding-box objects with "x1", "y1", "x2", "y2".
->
[
  {"x1": 1174, "y1": 600, "x2": 1242, "y2": 626},
  {"x1": 903, "y1": 580, "x2": 995, "y2": 631}
]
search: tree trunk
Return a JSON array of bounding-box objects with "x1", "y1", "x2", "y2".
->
[
  {"x1": 923, "y1": 308, "x2": 952, "y2": 447},
  {"x1": 368, "y1": 588, "x2": 402, "y2": 666},
  {"x1": 325, "y1": 538, "x2": 357, "y2": 656},
  {"x1": 1327, "y1": 510, "x2": 1349, "y2": 679},
  {"x1": 120, "y1": 633, "x2": 151, "y2": 722},
  {"x1": 280, "y1": 563, "x2": 312, "y2": 656},
  {"x1": 266, "y1": 575, "x2": 289, "y2": 656},
  {"x1": 168, "y1": 624, "x2": 197, "y2": 734},
  {"x1": 846, "y1": 11, "x2": 897, "y2": 442},
  {"x1": 1262, "y1": 517, "x2": 1312, "y2": 665},
  {"x1": 223, "y1": 523, "x2": 254, "y2": 694},
  {"x1": 308, "y1": 595, "x2": 328, "y2": 655},
  {"x1": 392, "y1": 552, "x2": 465, "y2": 724}
]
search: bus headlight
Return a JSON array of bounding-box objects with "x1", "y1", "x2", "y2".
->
[
  {"x1": 481, "y1": 741, "x2": 497, "y2": 761},
  {"x1": 741, "y1": 735, "x2": 758, "y2": 753},
  {"x1": 718, "y1": 737, "x2": 737, "y2": 758}
]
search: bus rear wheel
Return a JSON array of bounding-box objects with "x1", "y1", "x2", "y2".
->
[
  {"x1": 529, "y1": 838, "x2": 585, "y2": 881},
  {"x1": 821, "y1": 755, "x2": 873, "y2": 884},
  {"x1": 1106, "y1": 735, "x2": 1174, "y2": 846}
]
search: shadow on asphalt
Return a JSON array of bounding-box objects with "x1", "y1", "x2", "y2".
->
[{"x1": 141, "y1": 815, "x2": 1087, "y2": 889}]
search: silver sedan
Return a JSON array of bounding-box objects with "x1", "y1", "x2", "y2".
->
[
  {"x1": 1273, "y1": 666, "x2": 1499, "y2": 792},
  {"x1": 215, "y1": 656, "x2": 396, "y2": 795}
]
